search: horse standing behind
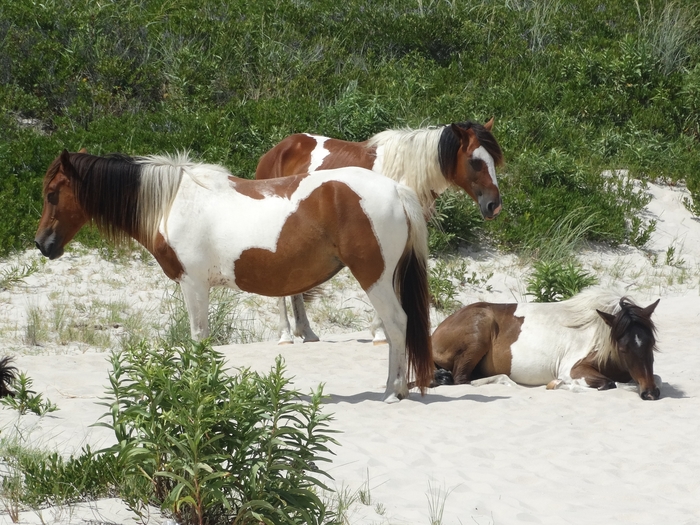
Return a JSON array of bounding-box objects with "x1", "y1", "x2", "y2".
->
[
  {"x1": 256, "y1": 119, "x2": 504, "y2": 344},
  {"x1": 431, "y1": 288, "x2": 661, "y2": 400},
  {"x1": 34, "y1": 151, "x2": 433, "y2": 402}
]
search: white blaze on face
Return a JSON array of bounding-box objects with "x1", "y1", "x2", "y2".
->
[
  {"x1": 306, "y1": 135, "x2": 330, "y2": 172},
  {"x1": 471, "y1": 146, "x2": 498, "y2": 187},
  {"x1": 635, "y1": 334, "x2": 642, "y2": 348}
]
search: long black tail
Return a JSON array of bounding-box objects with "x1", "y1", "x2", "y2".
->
[{"x1": 396, "y1": 245, "x2": 432, "y2": 394}]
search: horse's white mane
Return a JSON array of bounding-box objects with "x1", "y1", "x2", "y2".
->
[
  {"x1": 559, "y1": 285, "x2": 630, "y2": 366},
  {"x1": 366, "y1": 127, "x2": 449, "y2": 214},
  {"x1": 135, "y1": 151, "x2": 228, "y2": 250}
]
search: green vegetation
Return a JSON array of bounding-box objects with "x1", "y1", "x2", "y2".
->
[
  {"x1": 1, "y1": 341, "x2": 338, "y2": 525},
  {"x1": 1, "y1": 0, "x2": 699, "y2": 258}
]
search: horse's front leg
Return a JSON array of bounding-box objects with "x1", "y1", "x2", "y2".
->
[
  {"x1": 179, "y1": 279, "x2": 210, "y2": 341},
  {"x1": 570, "y1": 363, "x2": 616, "y2": 391},
  {"x1": 290, "y1": 294, "x2": 320, "y2": 343}
]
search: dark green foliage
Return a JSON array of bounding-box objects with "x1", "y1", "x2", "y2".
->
[
  {"x1": 2, "y1": 0, "x2": 700, "y2": 257},
  {"x1": 15, "y1": 446, "x2": 118, "y2": 507}
]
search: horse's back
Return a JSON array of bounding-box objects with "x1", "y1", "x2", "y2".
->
[{"x1": 256, "y1": 134, "x2": 376, "y2": 180}]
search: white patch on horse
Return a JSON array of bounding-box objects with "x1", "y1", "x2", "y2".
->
[
  {"x1": 508, "y1": 302, "x2": 599, "y2": 386},
  {"x1": 372, "y1": 144, "x2": 385, "y2": 174},
  {"x1": 472, "y1": 146, "x2": 498, "y2": 188},
  {"x1": 635, "y1": 334, "x2": 642, "y2": 347},
  {"x1": 305, "y1": 135, "x2": 330, "y2": 172}
]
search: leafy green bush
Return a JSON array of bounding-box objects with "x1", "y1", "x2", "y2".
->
[
  {"x1": 526, "y1": 260, "x2": 598, "y2": 302},
  {"x1": 99, "y1": 340, "x2": 337, "y2": 525}
]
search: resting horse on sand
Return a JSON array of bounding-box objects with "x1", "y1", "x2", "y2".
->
[
  {"x1": 34, "y1": 150, "x2": 433, "y2": 402},
  {"x1": 431, "y1": 288, "x2": 660, "y2": 400},
  {"x1": 257, "y1": 118, "x2": 504, "y2": 344}
]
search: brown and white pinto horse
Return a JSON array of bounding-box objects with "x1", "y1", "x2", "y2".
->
[
  {"x1": 257, "y1": 119, "x2": 504, "y2": 344},
  {"x1": 34, "y1": 151, "x2": 432, "y2": 402},
  {"x1": 431, "y1": 288, "x2": 661, "y2": 400}
]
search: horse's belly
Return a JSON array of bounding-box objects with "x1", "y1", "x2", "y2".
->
[{"x1": 508, "y1": 332, "x2": 572, "y2": 386}]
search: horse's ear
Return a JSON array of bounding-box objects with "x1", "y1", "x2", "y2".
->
[
  {"x1": 641, "y1": 298, "x2": 660, "y2": 318},
  {"x1": 484, "y1": 117, "x2": 494, "y2": 132},
  {"x1": 60, "y1": 150, "x2": 71, "y2": 169},
  {"x1": 78, "y1": 147, "x2": 88, "y2": 153},
  {"x1": 450, "y1": 123, "x2": 476, "y2": 147},
  {"x1": 596, "y1": 309, "x2": 616, "y2": 327}
]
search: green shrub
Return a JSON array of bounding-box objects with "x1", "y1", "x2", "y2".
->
[
  {"x1": 526, "y1": 260, "x2": 598, "y2": 303},
  {"x1": 99, "y1": 340, "x2": 337, "y2": 525}
]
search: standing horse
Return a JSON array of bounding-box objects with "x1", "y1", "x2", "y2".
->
[
  {"x1": 256, "y1": 119, "x2": 504, "y2": 344},
  {"x1": 431, "y1": 288, "x2": 661, "y2": 400},
  {"x1": 34, "y1": 151, "x2": 432, "y2": 402}
]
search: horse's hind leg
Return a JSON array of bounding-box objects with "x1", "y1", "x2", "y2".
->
[
  {"x1": 277, "y1": 297, "x2": 294, "y2": 345},
  {"x1": 290, "y1": 294, "x2": 320, "y2": 343},
  {"x1": 365, "y1": 280, "x2": 408, "y2": 403}
]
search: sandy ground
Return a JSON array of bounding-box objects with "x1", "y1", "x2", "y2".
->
[{"x1": 1, "y1": 179, "x2": 699, "y2": 524}]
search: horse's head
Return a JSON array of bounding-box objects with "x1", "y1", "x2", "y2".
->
[
  {"x1": 35, "y1": 149, "x2": 89, "y2": 260},
  {"x1": 441, "y1": 118, "x2": 504, "y2": 220},
  {"x1": 597, "y1": 298, "x2": 660, "y2": 400}
]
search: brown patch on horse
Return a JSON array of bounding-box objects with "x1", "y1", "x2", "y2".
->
[
  {"x1": 317, "y1": 139, "x2": 376, "y2": 170},
  {"x1": 151, "y1": 232, "x2": 185, "y2": 281},
  {"x1": 229, "y1": 174, "x2": 306, "y2": 200},
  {"x1": 233, "y1": 181, "x2": 384, "y2": 296},
  {"x1": 256, "y1": 134, "x2": 318, "y2": 179},
  {"x1": 432, "y1": 303, "x2": 522, "y2": 384}
]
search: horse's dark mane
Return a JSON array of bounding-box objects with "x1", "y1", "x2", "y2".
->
[
  {"x1": 437, "y1": 121, "x2": 504, "y2": 177},
  {"x1": 610, "y1": 298, "x2": 658, "y2": 350},
  {"x1": 65, "y1": 153, "x2": 143, "y2": 244}
]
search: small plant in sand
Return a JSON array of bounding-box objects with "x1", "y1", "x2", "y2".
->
[
  {"x1": 425, "y1": 479, "x2": 454, "y2": 525},
  {"x1": 0, "y1": 371, "x2": 58, "y2": 416},
  {"x1": 23, "y1": 306, "x2": 48, "y2": 347},
  {"x1": 0, "y1": 261, "x2": 39, "y2": 291}
]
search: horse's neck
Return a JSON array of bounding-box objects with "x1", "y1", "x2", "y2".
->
[{"x1": 368, "y1": 128, "x2": 447, "y2": 210}]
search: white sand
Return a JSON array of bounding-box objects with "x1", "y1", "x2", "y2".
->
[{"x1": 1, "y1": 180, "x2": 699, "y2": 524}]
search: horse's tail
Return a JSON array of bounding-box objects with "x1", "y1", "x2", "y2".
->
[
  {"x1": 395, "y1": 184, "x2": 432, "y2": 395},
  {"x1": 0, "y1": 356, "x2": 17, "y2": 398}
]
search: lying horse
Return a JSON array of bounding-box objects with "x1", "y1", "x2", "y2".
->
[
  {"x1": 431, "y1": 288, "x2": 660, "y2": 400},
  {"x1": 257, "y1": 119, "x2": 504, "y2": 344},
  {"x1": 35, "y1": 151, "x2": 432, "y2": 402}
]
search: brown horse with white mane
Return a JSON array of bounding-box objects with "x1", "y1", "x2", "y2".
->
[
  {"x1": 35, "y1": 151, "x2": 433, "y2": 402},
  {"x1": 431, "y1": 288, "x2": 661, "y2": 400},
  {"x1": 257, "y1": 119, "x2": 504, "y2": 344}
]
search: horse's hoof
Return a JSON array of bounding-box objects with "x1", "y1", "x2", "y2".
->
[
  {"x1": 302, "y1": 336, "x2": 320, "y2": 343},
  {"x1": 546, "y1": 379, "x2": 564, "y2": 390},
  {"x1": 373, "y1": 339, "x2": 388, "y2": 346},
  {"x1": 383, "y1": 392, "x2": 403, "y2": 403}
]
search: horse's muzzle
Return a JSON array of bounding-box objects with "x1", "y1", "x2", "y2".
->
[
  {"x1": 480, "y1": 196, "x2": 502, "y2": 220},
  {"x1": 641, "y1": 387, "x2": 660, "y2": 401},
  {"x1": 35, "y1": 238, "x2": 64, "y2": 260}
]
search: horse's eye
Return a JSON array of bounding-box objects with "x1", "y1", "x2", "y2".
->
[
  {"x1": 469, "y1": 158, "x2": 485, "y2": 171},
  {"x1": 47, "y1": 191, "x2": 58, "y2": 205}
]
